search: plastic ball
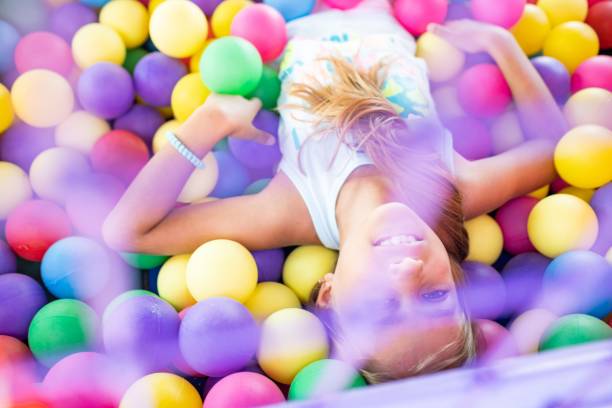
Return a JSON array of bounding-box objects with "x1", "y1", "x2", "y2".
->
[
  {"x1": 200, "y1": 36, "x2": 263, "y2": 96},
  {"x1": 114, "y1": 104, "x2": 165, "y2": 143},
  {"x1": 72, "y1": 23, "x2": 126, "y2": 69},
  {"x1": 152, "y1": 120, "x2": 181, "y2": 153},
  {"x1": 149, "y1": 0, "x2": 208, "y2": 58},
  {"x1": 90, "y1": 130, "x2": 150, "y2": 184},
  {"x1": 282, "y1": 245, "x2": 338, "y2": 303},
  {"x1": 539, "y1": 313, "x2": 612, "y2": 351},
  {"x1": 464, "y1": 215, "x2": 504, "y2": 265},
  {"x1": 252, "y1": 249, "x2": 285, "y2": 282},
  {"x1": 564, "y1": 87, "x2": 612, "y2": 129},
  {"x1": 554, "y1": 125, "x2": 612, "y2": 189},
  {"x1": 28, "y1": 299, "x2": 99, "y2": 367},
  {"x1": 228, "y1": 110, "x2": 281, "y2": 169},
  {"x1": 6, "y1": 200, "x2": 72, "y2": 262},
  {"x1": 509, "y1": 308, "x2": 558, "y2": 354},
  {"x1": 432, "y1": 86, "x2": 464, "y2": 121},
  {"x1": 231, "y1": 4, "x2": 287, "y2": 63},
  {"x1": 120, "y1": 252, "x2": 168, "y2": 269},
  {"x1": 0, "y1": 274, "x2": 46, "y2": 339},
  {"x1": 103, "y1": 294, "x2": 180, "y2": 373},
  {"x1": 244, "y1": 178, "x2": 270, "y2": 195},
  {"x1": 0, "y1": 123, "x2": 56, "y2": 171},
  {"x1": 171, "y1": 73, "x2": 211, "y2": 122},
  {"x1": 558, "y1": 186, "x2": 594, "y2": 202},
  {"x1": 0, "y1": 335, "x2": 37, "y2": 385},
  {"x1": 123, "y1": 48, "x2": 148, "y2": 74},
  {"x1": 393, "y1": 0, "x2": 448, "y2": 36},
  {"x1": 471, "y1": 0, "x2": 525, "y2": 28},
  {"x1": 502, "y1": 252, "x2": 550, "y2": 315},
  {"x1": 0, "y1": 240, "x2": 17, "y2": 275},
  {"x1": 0, "y1": 0, "x2": 47, "y2": 35},
  {"x1": 495, "y1": 197, "x2": 539, "y2": 255},
  {"x1": 14, "y1": 32, "x2": 72, "y2": 77},
  {"x1": 490, "y1": 110, "x2": 524, "y2": 154},
  {"x1": 0, "y1": 20, "x2": 19, "y2": 75},
  {"x1": 457, "y1": 64, "x2": 512, "y2": 118},
  {"x1": 204, "y1": 372, "x2": 285, "y2": 408},
  {"x1": 590, "y1": 183, "x2": 612, "y2": 255},
  {"x1": 186, "y1": 239, "x2": 257, "y2": 302},
  {"x1": 134, "y1": 52, "x2": 187, "y2": 107},
  {"x1": 191, "y1": 0, "x2": 223, "y2": 15},
  {"x1": 49, "y1": 3, "x2": 97, "y2": 43},
  {"x1": 475, "y1": 319, "x2": 520, "y2": 362},
  {"x1": 0, "y1": 83, "x2": 13, "y2": 134},
  {"x1": 244, "y1": 282, "x2": 301, "y2": 321},
  {"x1": 157, "y1": 254, "x2": 196, "y2": 311},
  {"x1": 81, "y1": 0, "x2": 112, "y2": 7},
  {"x1": 77, "y1": 62, "x2": 135, "y2": 119},
  {"x1": 0, "y1": 162, "x2": 32, "y2": 219},
  {"x1": 416, "y1": 32, "x2": 465, "y2": 83},
  {"x1": 324, "y1": 0, "x2": 362, "y2": 9},
  {"x1": 247, "y1": 65, "x2": 281, "y2": 110},
  {"x1": 446, "y1": 116, "x2": 493, "y2": 160},
  {"x1": 511, "y1": 4, "x2": 550, "y2": 55},
  {"x1": 211, "y1": 0, "x2": 251, "y2": 37},
  {"x1": 189, "y1": 39, "x2": 213, "y2": 73},
  {"x1": 100, "y1": 0, "x2": 149, "y2": 49},
  {"x1": 543, "y1": 21, "x2": 599, "y2": 73},
  {"x1": 460, "y1": 261, "x2": 507, "y2": 319},
  {"x1": 258, "y1": 308, "x2": 329, "y2": 384},
  {"x1": 55, "y1": 111, "x2": 110, "y2": 155},
  {"x1": 120, "y1": 373, "x2": 202, "y2": 408},
  {"x1": 531, "y1": 56, "x2": 571, "y2": 104},
  {"x1": 263, "y1": 0, "x2": 316, "y2": 21},
  {"x1": 177, "y1": 153, "x2": 219, "y2": 203},
  {"x1": 11, "y1": 69, "x2": 74, "y2": 128},
  {"x1": 537, "y1": 0, "x2": 588, "y2": 27},
  {"x1": 289, "y1": 359, "x2": 366, "y2": 400},
  {"x1": 586, "y1": 1, "x2": 612, "y2": 50},
  {"x1": 571, "y1": 56, "x2": 612, "y2": 93},
  {"x1": 210, "y1": 150, "x2": 251, "y2": 198},
  {"x1": 528, "y1": 194, "x2": 598, "y2": 258}
]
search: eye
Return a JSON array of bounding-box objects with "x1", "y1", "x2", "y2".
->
[{"x1": 420, "y1": 289, "x2": 449, "y2": 303}]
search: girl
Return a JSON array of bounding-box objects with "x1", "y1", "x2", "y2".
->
[{"x1": 104, "y1": 0, "x2": 566, "y2": 382}]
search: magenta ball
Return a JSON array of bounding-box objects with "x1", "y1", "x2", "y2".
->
[
  {"x1": 531, "y1": 56, "x2": 571, "y2": 104},
  {"x1": 0, "y1": 274, "x2": 47, "y2": 339},
  {"x1": 231, "y1": 4, "x2": 287, "y2": 63},
  {"x1": 14, "y1": 32, "x2": 73, "y2": 77},
  {"x1": 445, "y1": 116, "x2": 493, "y2": 160},
  {"x1": 471, "y1": 0, "x2": 525, "y2": 28},
  {"x1": 458, "y1": 64, "x2": 512, "y2": 118},
  {"x1": 133, "y1": 52, "x2": 187, "y2": 107},
  {"x1": 393, "y1": 0, "x2": 448, "y2": 36},
  {"x1": 113, "y1": 104, "x2": 165, "y2": 143},
  {"x1": 495, "y1": 196, "x2": 539, "y2": 255},
  {"x1": 571, "y1": 56, "x2": 612, "y2": 93},
  {"x1": 179, "y1": 297, "x2": 258, "y2": 377},
  {"x1": 78, "y1": 62, "x2": 135, "y2": 119},
  {"x1": 475, "y1": 319, "x2": 519, "y2": 361},
  {"x1": 323, "y1": 0, "x2": 362, "y2": 10},
  {"x1": 49, "y1": 3, "x2": 97, "y2": 42},
  {"x1": 228, "y1": 110, "x2": 281, "y2": 169},
  {"x1": 204, "y1": 372, "x2": 285, "y2": 408}
]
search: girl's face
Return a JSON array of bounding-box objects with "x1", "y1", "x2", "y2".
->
[{"x1": 329, "y1": 202, "x2": 465, "y2": 375}]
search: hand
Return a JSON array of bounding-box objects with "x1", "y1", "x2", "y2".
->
[{"x1": 427, "y1": 19, "x2": 511, "y2": 54}]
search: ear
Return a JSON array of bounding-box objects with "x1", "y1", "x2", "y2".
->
[{"x1": 315, "y1": 273, "x2": 335, "y2": 309}]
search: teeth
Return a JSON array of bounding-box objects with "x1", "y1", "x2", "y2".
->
[{"x1": 376, "y1": 234, "x2": 421, "y2": 246}]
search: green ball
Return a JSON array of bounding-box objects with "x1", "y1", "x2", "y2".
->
[
  {"x1": 289, "y1": 359, "x2": 367, "y2": 400},
  {"x1": 539, "y1": 314, "x2": 612, "y2": 351},
  {"x1": 200, "y1": 36, "x2": 263, "y2": 96},
  {"x1": 247, "y1": 65, "x2": 281, "y2": 110},
  {"x1": 214, "y1": 137, "x2": 229, "y2": 152},
  {"x1": 28, "y1": 299, "x2": 99, "y2": 367},
  {"x1": 123, "y1": 48, "x2": 148, "y2": 74},
  {"x1": 244, "y1": 178, "x2": 271, "y2": 195},
  {"x1": 120, "y1": 252, "x2": 169, "y2": 269}
]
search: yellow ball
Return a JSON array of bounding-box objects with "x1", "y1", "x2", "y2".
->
[
  {"x1": 416, "y1": 33, "x2": 465, "y2": 83},
  {"x1": 178, "y1": 153, "x2": 218, "y2": 203},
  {"x1": 150, "y1": 0, "x2": 208, "y2": 58},
  {"x1": 563, "y1": 88, "x2": 612, "y2": 130},
  {"x1": 100, "y1": 0, "x2": 149, "y2": 48},
  {"x1": 244, "y1": 282, "x2": 301, "y2": 321},
  {"x1": 282, "y1": 245, "x2": 338, "y2": 303},
  {"x1": 537, "y1": 0, "x2": 588, "y2": 27},
  {"x1": 186, "y1": 239, "x2": 257, "y2": 303},
  {"x1": 119, "y1": 372, "x2": 202, "y2": 408},
  {"x1": 72, "y1": 23, "x2": 126, "y2": 69},
  {"x1": 527, "y1": 193, "x2": 599, "y2": 258},
  {"x1": 153, "y1": 120, "x2": 181, "y2": 153},
  {"x1": 465, "y1": 215, "x2": 504, "y2": 265},
  {"x1": 558, "y1": 186, "x2": 595, "y2": 202},
  {"x1": 554, "y1": 125, "x2": 612, "y2": 189},
  {"x1": 511, "y1": 4, "x2": 551, "y2": 56},
  {"x1": 528, "y1": 185, "x2": 550, "y2": 199},
  {"x1": 211, "y1": 0, "x2": 251, "y2": 38},
  {"x1": 11, "y1": 69, "x2": 74, "y2": 128},
  {"x1": 157, "y1": 254, "x2": 196, "y2": 311},
  {"x1": 509, "y1": 308, "x2": 558, "y2": 354},
  {"x1": 189, "y1": 40, "x2": 214, "y2": 72},
  {"x1": 55, "y1": 111, "x2": 110, "y2": 154},
  {"x1": 0, "y1": 162, "x2": 32, "y2": 218},
  {"x1": 543, "y1": 21, "x2": 599, "y2": 73},
  {"x1": 171, "y1": 73, "x2": 211, "y2": 122},
  {"x1": 258, "y1": 308, "x2": 329, "y2": 384},
  {"x1": 148, "y1": 0, "x2": 165, "y2": 13},
  {"x1": 0, "y1": 83, "x2": 13, "y2": 133}
]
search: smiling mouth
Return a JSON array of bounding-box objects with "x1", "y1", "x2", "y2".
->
[{"x1": 373, "y1": 234, "x2": 424, "y2": 247}]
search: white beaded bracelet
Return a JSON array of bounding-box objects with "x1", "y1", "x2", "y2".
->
[{"x1": 165, "y1": 131, "x2": 205, "y2": 169}]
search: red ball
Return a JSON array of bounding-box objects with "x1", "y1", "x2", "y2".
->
[
  {"x1": 90, "y1": 130, "x2": 150, "y2": 184},
  {"x1": 393, "y1": 0, "x2": 448, "y2": 36},
  {"x1": 458, "y1": 64, "x2": 512, "y2": 118},
  {"x1": 586, "y1": 1, "x2": 612, "y2": 49},
  {"x1": 495, "y1": 196, "x2": 539, "y2": 255},
  {"x1": 445, "y1": 116, "x2": 493, "y2": 160},
  {"x1": 550, "y1": 177, "x2": 570, "y2": 193},
  {"x1": 203, "y1": 372, "x2": 285, "y2": 408},
  {"x1": 231, "y1": 4, "x2": 287, "y2": 63},
  {"x1": 6, "y1": 200, "x2": 72, "y2": 262},
  {"x1": 476, "y1": 319, "x2": 520, "y2": 362}
]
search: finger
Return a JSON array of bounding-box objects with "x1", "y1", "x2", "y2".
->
[
  {"x1": 236, "y1": 127, "x2": 276, "y2": 145},
  {"x1": 249, "y1": 97, "x2": 263, "y2": 112}
]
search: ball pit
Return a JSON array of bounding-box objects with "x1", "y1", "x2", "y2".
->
[
  {"x1": 120, "y1": 372, "x2": 202, "y2": 408},
  {"x1": 204, "y1": 371, "x2": 285, "y2": 408},
  {"x1": 0, "y1": 274, "x2": 47, "y2": 339},
  {"x1": 563, "y1": 87, "x2": 612, "y2": 129},
  {"x1": 289, "y1": 359, "x2": 367, "y2": 400},
  {"x1": 77, "y1": 62, "x2": 134, "y2": 119},
  {"x1": 231, "y1": 4, "x2": 287, "y2": 63},
  {"x1": 149, "y1": 0, "x2": 207, "y2": 58},
  {"x1": 71, "y1": 23, "x2": 126, "y2": 69},
  {"x1": 571, "y1": 55, "x2": 612, "y2": 92}
]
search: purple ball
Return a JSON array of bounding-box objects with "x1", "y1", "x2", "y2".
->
[
  {"x1": 0, "y1": 273, "x2": 47, "y2": 339},
  {"x1": 460, "y1": 261, "x2": 507, "y2": 319},
  {"x1": 191, "y1": 0, "x2": 224, "y2": 15},
  {"x1": 253, "y1": 249, "x2": 284, "y2": 282},
  {"x1": 446, "y1": 116, "x2": 493, "y2": 160},
  {"x1": 133, "y1": 52, "x2": 187, "y2": 107},
  {"x1": 179, "y1": 298, "x2": 258, "y2": 377},
  {"x1": 0, "y1": 122, "x2": 55, "y2": 171},
  {"x1": 501, "y1": 252, "x2": 549, "y2": 315},
  {"x1": 590, "y1": 183, "x2": 612, "y2": 256},
  {"x1": 113, "y1": 104, "x2": 164, "y2": 143},
  {"x1": 531, "y1": 56, "x2": 571, "y2": 104},
  {"x1": 211, "y1": 150, "x2": 251, "y2": 198},
  {"x1": 447, "y1": 2, "x2": 472, "y2": 21},
  {"x1": 78, "y1": 62, "x2": 135, "y2": 119},
  {"x1": 103, "y1": 294, "x2": 180, "y2": 374},
  {"x1": 0, "y1": 239, "x2": 17, "y2": 275},
  {"x1": 49, "y1": 3, "x2": 97, "y2": 42},
  {"x1": 228, "y1": 110, "x2": 281, "y2": 169}
]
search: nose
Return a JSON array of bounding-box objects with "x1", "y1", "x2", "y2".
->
[{"x1": 389, "y1": 257, "x2": 424, "y2": 289}]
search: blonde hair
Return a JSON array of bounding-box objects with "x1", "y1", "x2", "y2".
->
[{"x1": 296, "y1": 56, "x2": 475, "y2": 381}]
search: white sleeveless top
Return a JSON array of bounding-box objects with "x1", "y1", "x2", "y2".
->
[{"x1": 275, "y1": 2, "x2": 455, "y2": 249}]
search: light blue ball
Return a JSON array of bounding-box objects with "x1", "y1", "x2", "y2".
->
[
  {"x1": 80, "y1": 0, "x2": 112, "y2": 8},
  {"x1": 0, "y1": 20, "x2": 20, "y2": 74},
  {"x1": 244, "y1": 178, "x2": 271, "y2": 195},
  {"x1": 41, "y1": 237, "x2": 112, "y2": 300},
  {"x1": 263, "y1": 0, "x2": 316, "y2": 21},
  {"x1": 211, "y1": 150, "x2": 251, "y2": 198},
  {"x1": 0, "y1": 0, "x2": 48, "y2": 34}
]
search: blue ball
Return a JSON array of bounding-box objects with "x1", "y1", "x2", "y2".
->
[
  {"x1": 263, "y1": 0, "x2": 316, "y2": 21},
  {"x1": 0, "y1": 20, "x2": 19, "y2": 74},
  {"x1": 80, "y1": 0, "x2": 111, "y2": 8},
  {"x1": 211, "y1": 150, "x2": 251, "y2": 198},
  {"x1": 41, "y1": 237, "x2": 112, "y2": 300}
]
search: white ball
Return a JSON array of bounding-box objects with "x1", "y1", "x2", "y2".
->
[
  {"x1": 491, "y1": 110, "x2": 524, "y2": 154},
  {"x1": 178, "y1": 153, "x2": 219, "y2": 204},
  {"x1": 0, "y1": 161, "x2": 32, "y2": 218},
  {"x1": 509, "y1": 308, "x2": 558, "y2": 355},
  {"x1": 432, "y1": 85, "x2": 464, "y2": 121},
  {"x1": 55, "y1": 111, "x2": 110, "y2": 154}
]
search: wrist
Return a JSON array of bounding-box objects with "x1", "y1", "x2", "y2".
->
[
  {"x1": 485, "y1": 27, "x2": 515, "y2": 56},
  {"x1": 177, "y1": 107, "x2": 231, "y2": 146}
]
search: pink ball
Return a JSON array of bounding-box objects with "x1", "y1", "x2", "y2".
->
[
  {"x1": 393, "y1": 0, "x2": 448, "y2": 36},
  {"x1": 571, "y1": 56, "x2": 612, "y2": 93},
  {"x1": 495, "y1": 196, "x2": 539, "y2": 255},
  {"x1": 323, "y1": 0, "x2": 362, "y2": 10},
  {"x1": 471, "y1": 0, "x2": 526, "y2": 28},
  {"x1": 476, "y1": 319, "x2": 520, "y2": 362},
  {"x1": 231, "y1": 4, "x2": 287, "y2": 63},
  {"x1": 90, "y1": 130, "x2": 150, "y2": 184},
  {"x1": 203, "y1": 372, "x2": 285, "y2": 408},
  {"x1": 14, "y1": 31, "x2": 73, "y2": 77},
  {"x1": 458, "y1": 64, "x2": 512, "y2": 118}
]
